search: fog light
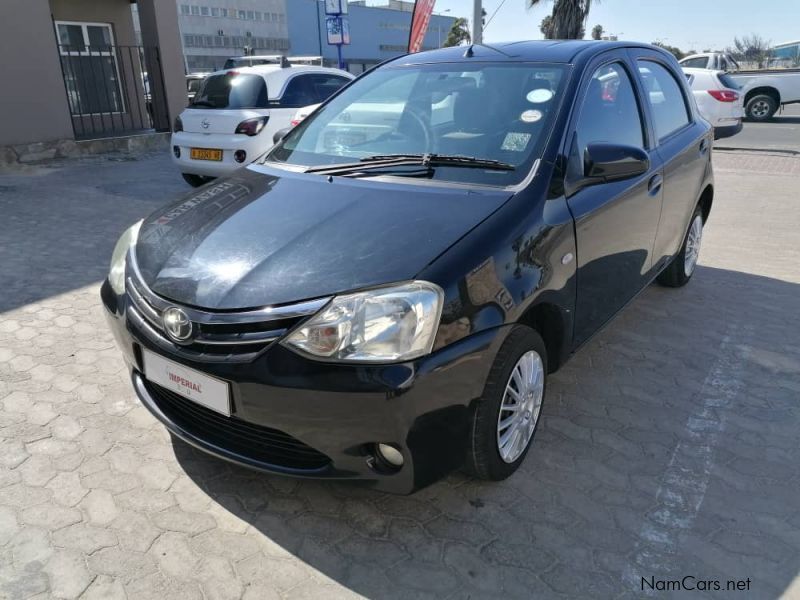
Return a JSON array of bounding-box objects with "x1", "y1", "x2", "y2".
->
[
  {"x1": 376, "y1": 443, "x2": 404, "y2": 467},
  {"x1": 234, "y1": 149, "x2": 247, "y2": 163},
  {"x1": 173, "y1": 145, "x2": 180, "y2": 158}
]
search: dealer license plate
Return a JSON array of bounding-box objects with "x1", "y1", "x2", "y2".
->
[{"x1": 143, "y1": 349, "x2": 231, "y2": 416}]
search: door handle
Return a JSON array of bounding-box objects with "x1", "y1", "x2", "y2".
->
[
  {"x1": 699, "y1": 138, "x2": 709, "y2": 154},
  {"x1": 648, "y1": 174, "x2": 663, "y2": 195}
]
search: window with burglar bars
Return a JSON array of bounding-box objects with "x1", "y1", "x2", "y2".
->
[
  {"x1": 54, "y1": 20, "x2": 170, "y2": 139},
  {"x1": 56, "y1": 21, "x2": 124, "y2": 115}
]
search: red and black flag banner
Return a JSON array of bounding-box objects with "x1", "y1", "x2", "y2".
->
[{"x1": 407, "y1": 0, "x2": 436, "y2": 53}]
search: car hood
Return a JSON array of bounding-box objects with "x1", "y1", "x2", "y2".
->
[{"x1": 133, "y1": 165, "x2": 513, "y2": 310}]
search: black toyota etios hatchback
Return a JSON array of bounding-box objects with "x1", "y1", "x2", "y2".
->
[{"x1": 103, "y1": 41, "x2": 713, "y2": 493}]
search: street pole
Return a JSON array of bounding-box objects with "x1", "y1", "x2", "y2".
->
[
  {"x1": 337, "y1": 43, "x2": 343, "y2": 70},
  {"x1": 472, "y1": 0, "x2": 482, "y2": 45}
]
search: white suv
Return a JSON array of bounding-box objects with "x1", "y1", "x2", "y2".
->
[
  {"x1": 171, "y1": 65, "x2": 353, "y2": 186},
  {"x1": 682, "y1": 68, "x2": 744, "y2": 140}
]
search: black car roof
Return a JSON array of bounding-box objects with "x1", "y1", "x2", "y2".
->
[{"x1": 394, "y1": 40, "x2": 668, "y2": 67}]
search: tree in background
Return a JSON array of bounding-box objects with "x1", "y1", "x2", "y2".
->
[
  {"x1": 728, "y1": 34, "x2": 771, "y2": 68},
  {"x1": 529, "y1": 0, "x2": 594, "y2": 40},
  {"x1": 653, "y1": 41, "x2": 685, "y2": 60},
  {"x1": 443, "y1": 17, "x2": 471, "y2": 47},
  {"x1": 591, "y1": 24, "x2": 604, "y2": 40}
]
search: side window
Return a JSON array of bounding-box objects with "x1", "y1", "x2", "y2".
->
[
  {"x1": 680, "y1": 57, "x2": 708, "y2": 69},
  {"x1": 574, "y1": 62, "x2": 644, "y2": 159},
  {"x1": 279, "y1": 75, "x2": 318, "y2": 108},
  {"x1": 307, "y1": 74, "x2": 350, "y2": 104},
  {"x1": 637, "y1": 60, "x2": 691, "y2": 140}
]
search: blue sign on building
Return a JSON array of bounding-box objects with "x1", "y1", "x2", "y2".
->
[{"x1": 287, "y1": 0, "x2": 457, "y2": 73}]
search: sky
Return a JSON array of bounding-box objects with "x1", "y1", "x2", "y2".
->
[{"x1": 407, "y1": 0, "x2": 800, "y2": 53}]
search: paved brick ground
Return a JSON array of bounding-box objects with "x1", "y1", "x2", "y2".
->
[{"x1": 1, "y1": 150, "x2": 799, "y2": 599}]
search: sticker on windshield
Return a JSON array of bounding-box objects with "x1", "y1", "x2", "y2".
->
[
  {"x1": 501, "y1": 132, "x2": 531, "y2": 152},
  {"x1": 520, "y1": 109, "x2": 543, "y2": 123},
  {"x1": 526, "y1": 89, "x2": 554, "y2": 103}
]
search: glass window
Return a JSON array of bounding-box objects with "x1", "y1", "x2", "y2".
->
[
  {"x1": 180, "y1": 5, "x2": 191, "y2": 16},
  {"x1": 255, "y1": 12, "x2": 262, "y2": 20},
  {"x1": 638, "y1": 60, "x2": 691, "y2": 139},
  {"x1": 190, "y1": 5, "x2": 199, "y2": 15},
  {"x1": 211, "y1": 7, "x2": 219, "y2": 16},
  {"x1": 191, "y1": 73, "x2": 268, "y2": 109},
  {"x1": 574, "y1": 62, "x2": 644, "y2": 157},
  {"x1": 680, "y1": 56, "x2": 708, "y2": 69},
  {"x1": 267, "y1": 63, "x2": 567, "y2": 187},
  {"x1": 201, "y1": 6, "x2": 210, "y2": 16},
  {"x1": 55, "y1": 21, "x2": 123, "y2": 115},
  {"x1": 280, "y1": 74, "x2": 349, "y2": 107},
  {"x1": 238, "y1": 10, "x2": 246, "y2": 19},
  {"x1": 247, "y1": 10, "x2": 255, "y2": 20},
  {"x1": 221, "y1": 8, "x2": 227, "y2": 17}
]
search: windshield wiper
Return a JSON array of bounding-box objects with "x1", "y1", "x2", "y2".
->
[
  {"x1": 304, "y1": 153, "x2": 515, "y2": 176},
  {"x1": 189, "y1": 100, "x2": 217, "y2": 108}
]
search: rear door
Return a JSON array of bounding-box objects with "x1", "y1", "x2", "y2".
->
[
  {"x1": 182, "y1": 72, "x2": 270, "y2": 134},
  {"x1": 564, "y1": 52, "x2": 664, "y2": 344},
  {"x1": 632, "y1": 50, "x2": 710, "y2": 266}
]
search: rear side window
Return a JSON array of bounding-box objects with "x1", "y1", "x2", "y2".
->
[
  {"x1": 637, "y1": 61, "x2": 691, "y2": 140},
  {"x1": 681, "y1": 57, "x2": 708, "y2": 69},
  {"x1": 717, "y1": 73, "x2": 740, "y2": 90},
  {"x1": 279, "y1": 74, "x2": 351, "y2": 108},
  {"x1": 191, "y1": 74, "x2": 268, "y2": 109}
]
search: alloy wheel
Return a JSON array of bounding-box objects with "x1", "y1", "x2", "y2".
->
[
  {"x1": 684, "y1": 215, "x2": 703, "y2": 277},
  {"x1": 496, "y1": 350, "x2": 544, "y2": 463},
  {"x1": 751, "y1": 100, "x2": 770, "y2": 118}
]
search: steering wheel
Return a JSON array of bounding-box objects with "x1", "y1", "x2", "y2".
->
[{"x1": 377, "y1": 107, "x2": 434, "y2": 152}]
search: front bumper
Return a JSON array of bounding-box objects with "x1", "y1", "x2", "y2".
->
[{"x1": 102, "y1": 279, "x2": 509, "y2": 494}]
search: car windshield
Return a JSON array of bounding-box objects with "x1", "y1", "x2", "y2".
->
[
  {"x1": 266, "y1": 62, "x2": 568, "y2": 186},
  {"x1": 190, "y1": 73, "x2": 268, "y2": 109}
]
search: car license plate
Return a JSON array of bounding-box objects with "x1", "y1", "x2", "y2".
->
[
  {"x1": 190, "y1": 148, "x2": 223, "y2": 161},
  {"x1": 142, "y1": 349, "x2": 231, "y2": 416}
]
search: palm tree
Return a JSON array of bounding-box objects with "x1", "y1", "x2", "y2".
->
[{"x1": 529, "y1": 0, "x2": 594, "y2": 40}]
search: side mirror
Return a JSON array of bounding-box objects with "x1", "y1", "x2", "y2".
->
[
  {"x1": 583, "y1": 142, "x2": 650, "y2": 182},
  {"x1": 272, "y1": 127, "x2": 292, "y2": 145}
]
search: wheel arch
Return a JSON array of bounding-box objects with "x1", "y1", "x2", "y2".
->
[
  {"x1": 745, "y1": 86, "x2": 780, "y2": 106},
  {"x1": 697, "y1": 184, "x2": 713, "y2": 223},
  {"x1": 517, "y1": 301, "x2": 568, "y2": 373}
]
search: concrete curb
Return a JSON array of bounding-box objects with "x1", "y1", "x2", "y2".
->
[{"x1": 0, "y1": 132, "x2": 170, "y2": 169}]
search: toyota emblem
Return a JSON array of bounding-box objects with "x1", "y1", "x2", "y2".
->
[
  {"x1": 162, "y1": 307, "x2": 194, "y2": 343},
  {"x1": 201, "y1": 118, "x2": 210, "y2": 129}
]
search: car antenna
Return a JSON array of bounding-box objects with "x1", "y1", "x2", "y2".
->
[{"x1": 464, "y1": 45, "x2": 474, "y2": 57}]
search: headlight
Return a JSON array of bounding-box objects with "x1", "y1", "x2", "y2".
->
[
  {"x1": 282, "y1": 281, "x2": 444, "y2": 362},
  {"x1": 108, "y1": 221, "x2": 142, "y2": 295}
]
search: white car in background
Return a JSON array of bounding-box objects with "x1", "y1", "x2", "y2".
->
[
  {"x1": 682, "y1": 68, "x2": 744, "y2": 140},
  {"x1": 171, "y1": 65, "x2": 353, "y2": 186}
]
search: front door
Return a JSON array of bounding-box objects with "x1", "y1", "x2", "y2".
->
[{"x1": 564, "y1": 55, "x2": 664, "y2": 344}]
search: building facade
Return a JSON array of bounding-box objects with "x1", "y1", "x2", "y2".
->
[
  {"x1": 0, "y1": 0, "x2": 185, "y2": 152},
  {"x1": 287, "y1": 0, "x2": 457, "y2": 73},
  {"x1": 772, "y1": 40, "x2": 800, "y2": 68},
  {"x1": 166, "y1": 0, "x2": 290, "y2": 72}
]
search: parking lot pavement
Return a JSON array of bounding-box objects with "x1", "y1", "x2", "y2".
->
[{"x1": 1, "y1": 150, "x2": 799, "y2": 600}]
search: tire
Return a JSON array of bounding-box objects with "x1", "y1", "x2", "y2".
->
[
  {"x1": 182, "y1": 173, "x2": 213, "y2": 187},
  {"x1": 657, "y1": 206, "x2": 704, "y2": 288},
  {"x1": 466, "y1": 325, "x2": 547, "y2": 481},
  {"x1": 745, "y1": 94, "x2": 777, "y2": 121}
]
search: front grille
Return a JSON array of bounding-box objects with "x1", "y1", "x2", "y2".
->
[
  {"x1": 124, "y1": 260, "x2": 329, "y2": 362},
  {"x1": 145, "y1": 380, "x2": 331, "y2": 471}
]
